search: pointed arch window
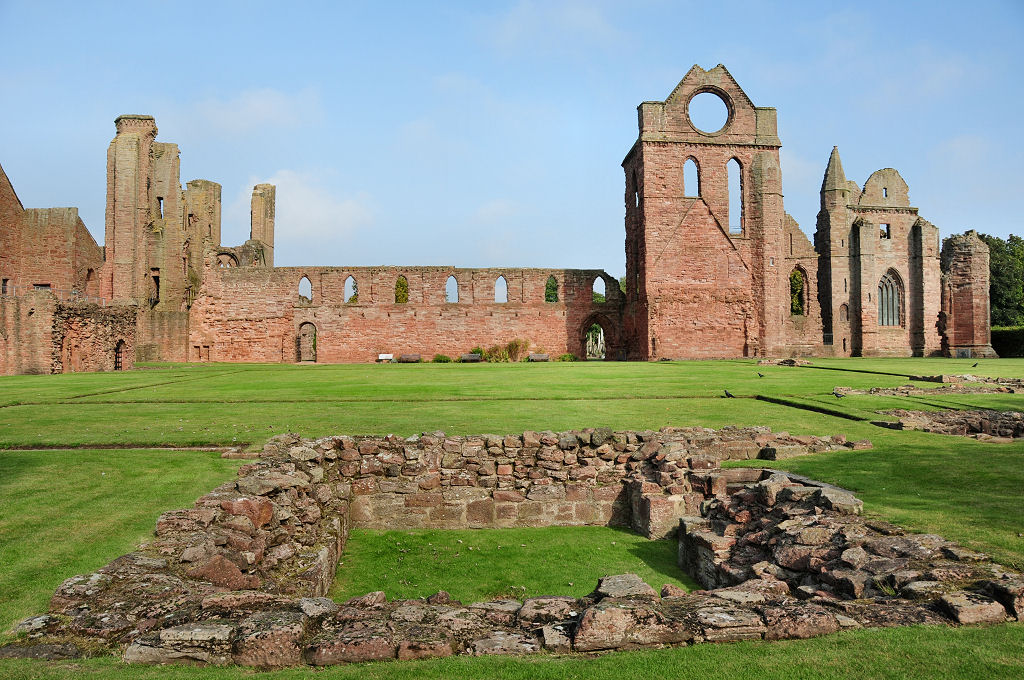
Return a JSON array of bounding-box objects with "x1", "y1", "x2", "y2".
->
[
  {"x1": 494, "y1": 275, "x2": 508, "y2": 303},
  {"x1": 878, "y1": 270, "x2": 902, "y2": 326},
  {"x1": 683, "y1": 158, "x2": 700, "y2": 197},
  {"x1": 727, "y1": 158, "x2": 742, "y2": 232}
]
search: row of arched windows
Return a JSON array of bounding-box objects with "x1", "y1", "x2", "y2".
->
[{"x1": 295, "y1": 274, "x2": 610, "y2": 305}]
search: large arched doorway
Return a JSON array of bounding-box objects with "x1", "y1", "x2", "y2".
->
[
  {"x1": 297, "y1": 322, "x2": 317, "y2": 362},
  {"x1": 578, "y1": 313, "x2": 621, "y2": 361}
]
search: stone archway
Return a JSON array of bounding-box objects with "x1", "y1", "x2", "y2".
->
[
  {"x1": 579, "y1": 313, "x2": 621, "y2": 361},
  {"x1": 297, "y1": 322, "x2": 317, "y2": 362}
]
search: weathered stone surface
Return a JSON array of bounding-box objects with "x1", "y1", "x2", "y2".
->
[
  {"x1": 233, "y1": 610, "x2": 308, "y2": 667},
  {"x1": 186, "y1": 555, "x2": 259, "y2": 590},
  {"x1": 518, "y1": 597, "x2": 577, "y2": 624},
  {"x1": 306, "y1": 628, "x2": 396, "y2": 665},
  {"x1": 760, "y1": 603, "x2": 839, "y2": 640},
  {"x1": 594, "y1": 573, "x2": 658, "y2": 599},
  {"x1": 574, "y1": 599, "x2": 691, "y2": 651},
  {"x1": 939, "y1": 592, "x2": 1007, "y2": 625},
  {"x1": 981, "y1": 577, "x2": 1024, "y2": 620},
  {"x1": 471, "y1": 631, "x2": 539, "y2": 655}
]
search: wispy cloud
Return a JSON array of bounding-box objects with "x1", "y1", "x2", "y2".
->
[
  {"x1": 483, "y1": 0, "x2": 624, "y2": 56},
  {"x1": 224, "y1": 170, "x2": 373, "y2": 256},
  {"x1": 164, "y1": 88, "x2": 323, "y2": 139}
]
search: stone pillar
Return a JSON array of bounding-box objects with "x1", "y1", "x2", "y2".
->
[
  {"x1": 941, "y1": 231, "x2": 997, "y2": 358},
  {"x1": 250, "y1": 184, "x2": 275, "y2": 267}
]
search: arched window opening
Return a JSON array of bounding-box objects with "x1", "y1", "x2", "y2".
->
[
  {"x1": 298, "y1": 276, "x2": 312, "y2": 304},
  {"x1": 727, "y1": 158, "x2": 742, "y2": 232},
  {"x1": 297, "y1": 322, "x2": 317, "y2": 362},
  {"x1": 878, "y1": 270, "x2": 902, "y2": 326},
  {"x1": 113, "y1": 340, "x2": 125, "y2": 371},
  {"x1": 216, "y1": 253, "x2": 237, "y2": 268},
  {"x1": 494, "y1": 275, "x2": 508, "y2": 303},
  {"x1": 592, "y1": 276, "x2": 606, "y2": 303},
  {"x1": 883, "y1": 187, "x2": 889, "y2": 198},
  {"x1": 839, "y1": 303, "x2": 849, "y2": 322},
  {"x1": 545, "y1": 275, "x2": 559, "y2": 302},
  {"x1": 445, "y1": 275, "x2": 459, "y2": 303},
  {"x1": 395, "y1": 275, "x2": 409, "y2": 304},
  {"x1": 683, "y1": 158, "x2": 700, "y2": 197},
  {"x1": 585, "y1": 323, "x2": 606, "y2": 360},
  {"x1": 789, "y1": 269, "x2": 806, "y2": 316},
  {"x1": 344, "y1": 276, "x2": 358, "y2": 303}
]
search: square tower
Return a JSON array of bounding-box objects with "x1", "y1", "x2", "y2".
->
[{"x1": 622, "y1": 65, "x2": 787, "y2": 359}]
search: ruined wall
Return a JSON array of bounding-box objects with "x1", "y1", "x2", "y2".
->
[
  {"x1": 189, "y1": 265, "x2": 623, "y2": 363},
  {"x1": 941, "y1": 231, "x2": 996, "y2": 358},
  {"x1": 782, "y1": 215, "x2": 822, "y2": 355},
  {"x1": 623, "y1": 65, "x2": 787, "y2": 360},
  {"x1": 0, "y1": 290, "x2": 56, "y2": 374},
  {"x1": 814, "y1": 158, "x2": 945, "y2": 357},
  {"x1": 54, "y1": 302, "x2": 137, "y2": 373}
]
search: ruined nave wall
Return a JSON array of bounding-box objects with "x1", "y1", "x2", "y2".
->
[{"x1": 188, "y1": 265, "x2": 624, "y2": 363}]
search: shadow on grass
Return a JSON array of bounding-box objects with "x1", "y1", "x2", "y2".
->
[{"x1": 597, "y1": 526, "x2": 701, "y2": 591}]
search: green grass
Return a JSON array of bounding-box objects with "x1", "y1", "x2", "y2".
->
[
  {"x1": 0, "y1": 450, "x2": 242, "y2": 634},
  {"x1": 1, "y1": 357, "x2": 1023, "y2": 678},
  {"x1": 331, "y1": 526, "x2": 697, "y2": 603}
]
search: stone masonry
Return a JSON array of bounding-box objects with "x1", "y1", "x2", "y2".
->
[
  {"x1": 0, "y1": 65, "x2": 994, "y2": 374},
  {"x1": 6, "y1": 427, "x2": 1021, "y2": 668}
]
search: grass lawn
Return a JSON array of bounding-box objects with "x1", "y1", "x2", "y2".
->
[
  {"x1": 330, "y1": 526, "x2": 697, "y2": 603},
  {"x1": 0, "y1": 357, "x2": 1022, "y2": 678}
]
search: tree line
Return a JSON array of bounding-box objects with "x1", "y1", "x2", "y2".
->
[{"x1": 976, "y1": 233, "x2": 1024, "y2": 327}]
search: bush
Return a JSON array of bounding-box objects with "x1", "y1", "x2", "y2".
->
[
  {"x1": 991, "y1": 326, "x2": 1024, "y2": 357},
  {"x1": 504, "y1": 338, "x2": 530, "y2": 362},
  {"x1": 557, "y1": 353, "x2": 578, "y2": 362},
  {"x1": 470, "y1": 346, "x2": 485, "y2": 357},
  {"x1": 432, "y1": 354, "x2": 452, "y2": 363},
  {"x1": 484, "y1": 345, "x2": 511, "y2": 363}
]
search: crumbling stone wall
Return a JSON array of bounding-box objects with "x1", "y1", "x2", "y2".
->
[
  {"x1": 0, "y1": 291, "x2": 136, "y2": 375},
  {"x1": 941, "y1": 231, "x2": 997, "y2": 358},
  {"x1": 10, "y1": 426, "x2": 1022, "y2": 668},
  {"x1": 53, "y1": 302, "x2": 137, "y2": 373},
  {"x1": 189, "y1": 266, "x2": 624, "y2": 363}
]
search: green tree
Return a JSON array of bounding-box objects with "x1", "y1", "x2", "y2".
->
[
  {"x1": 790, "y1": 269, "x2": 805, "y2": 315},
  {"x1": 545, "y1": 275, "x2": 558, "y2": 302},
  {"x1": 395, "y1": 276, "x2": 408, "y2": 304},
  {"x1": 978, "y1": 233, "x2": 1024, "y2": 326}
]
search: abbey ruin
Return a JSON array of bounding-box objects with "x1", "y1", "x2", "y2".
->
[{"x1": 0, "y1": 65, "x2": 995, "y2": 375}]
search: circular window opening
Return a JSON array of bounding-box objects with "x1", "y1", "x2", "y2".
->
[{"x1": 688, "y1": 91, "x2": 729, "y2": 134}]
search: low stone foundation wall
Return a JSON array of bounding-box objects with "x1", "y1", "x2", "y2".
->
[
  {"x1": 8, "y1": 426, "x2": 1021, "y2": 667},
  {"x1": 876, "y1": 409, "x2": 1024, "y2": 441}
]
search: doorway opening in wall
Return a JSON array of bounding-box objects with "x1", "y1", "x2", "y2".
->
[
  {"x1": 113, "y1": 340, "x2": 124, "y2": 371},
  {"x1": 585, "y1": 323, "x2": 606, "y2": 360},
  {"x1": 298, "y1": 322, "x2": 317, "y2": 362}
]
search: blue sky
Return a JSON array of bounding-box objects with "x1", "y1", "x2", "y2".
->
[{"x1": 2, "y1": 0, "x2": 1022, "y2": 278}]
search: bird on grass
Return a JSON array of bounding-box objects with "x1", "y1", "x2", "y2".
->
[
  {"x1": 724, "y1": 389, "x2": 736, "y2": 398},
  {"x1": 833, "y1": 389, "x2": 846, "y2": 399},
  {"x1": 972, "y1": 362, "x2": 979, "y2": 368},
  {"x1": 757, "y1": 372, "x2": 765, "y2": 378}
]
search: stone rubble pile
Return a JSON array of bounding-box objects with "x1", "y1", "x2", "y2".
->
[
  {"x1": 6, "y1": 427, "x2": 1020, "y2": 668},
  {"x1": 875, "y1": 409, "x2": 1024, "y2": 441},
  {"x1": 679, "y1": 471, "x2": 1022, "y2": 628}
]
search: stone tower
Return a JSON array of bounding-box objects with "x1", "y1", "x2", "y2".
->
[
  {"x1": 941, "y1": 231, "x2": 997, "y2": 358},
  {"x1": 814, "y1": 148, "x2": 943, "y2": 356},
  {"x1": 622, "y1": 64, "x2": 789, "y2": 359}
]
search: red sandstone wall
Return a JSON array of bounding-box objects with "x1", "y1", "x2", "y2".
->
[
  {"x1": 55, "y1": 303, "x2": 137, "y2": 373},
  {"x1": 189, "y1": 265, "x2": 624, "y2": 363},
  {"x1": 0, "y1": 291, "x2": 57, "y2": 374}
]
